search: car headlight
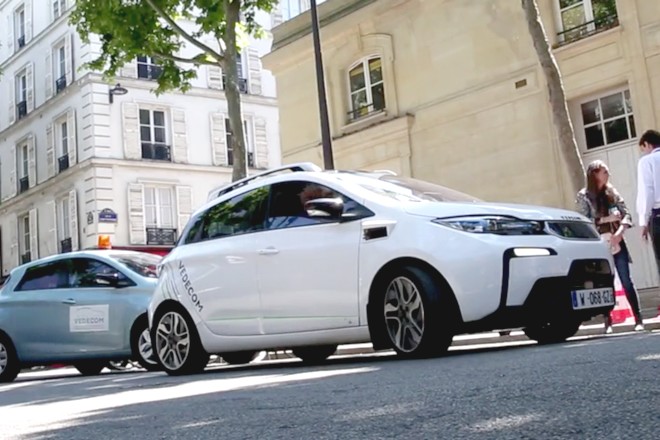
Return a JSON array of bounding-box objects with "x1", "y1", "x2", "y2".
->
[{"x1": 432, "y1": 216, "x2": 544, "y2": 235}]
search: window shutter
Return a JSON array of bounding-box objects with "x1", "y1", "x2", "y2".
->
[
  {"x1": 46, "y1": 123, "x2": 56, "y2": 178},
  {"x1": 128, "y1": 183, "x2": 146, "y2": 245},
  {"x1": 27, "y1": 134, "x2": 36, "y2": 188},
  {"x1": 25, "y1": 0, "x2": 33, "y2": 43},
  {"x1": 26, "y1": 62, "x2": 34, "y2": 113},
  {"x1": 45, "y1": 50, "x2": 53, "y2": 99},
  {"x1": 175, "y1": 186, "x2": 193, "y2": 238},
  {"x1": 8, "y1": 77, "x2": 15, "y2": 125},
  {"x1": 7, "y1": 14, "x2": 14, "y2": 55},
  {"x1": 254, "y1": 117, "x2": 268, "y2": 169},
  {"x1": 210, "y1": 112, "x2": 228, "y2": 166},
  {"x1": 9, "y1": 145, "x2": 17, "y2": 199},
  {"x1": 247, "y1": 47, "x2": 262, "y2": 95},
  {"x1": 65, "y1": 33, "x2": 73, "y2": 85},
  {"x1": 69, "y1": 189, "x2": 79, "y2": 251},
  {"x1": 120, "y1": 59, "x2": 137, "y2": 78},
  {"x1": 8, "y1": 214, "x2": 19, "y2": 272},
  {"x1": 67, "y1": 109, "x2": 77, "y2": 165},
  {"x1": 46, "y1": 200, "x2": 57, "y2": 255},
  {"x1": 171, "y1": 108, "x2": 188, "y2": 163},
  {"x1": 122, "y1": 102, "x2": 141, "y2": 159},
  {"x1": 29, "y1": 208, "x2": 38, "y2": 260},
  {"x1": 207, "y1": 65, "x2": 224, "y2": 89}
]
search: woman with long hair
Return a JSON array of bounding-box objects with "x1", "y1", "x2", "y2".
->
[{"x1": 576, "y1": 160, "x2": 644, "y2": 333}]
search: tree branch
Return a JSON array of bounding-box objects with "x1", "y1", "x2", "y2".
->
[
  {"x1": 143, "y1": 0, "x2": 224, "y2": 62},
  {"x1": 152, "y1": 51, "x2": 219, "y2": 66}
]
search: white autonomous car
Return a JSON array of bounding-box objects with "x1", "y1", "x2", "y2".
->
[{"x1": 148, "y1": 163, "x2": 616, "y2": 375}]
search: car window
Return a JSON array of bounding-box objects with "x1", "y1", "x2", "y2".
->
[
  {"x1": 266, "y1": 180, "x2": 372, "y2": 230},
  {"x1": 68, "y1": 258, "x2": 132, "y2": 288},
  {"x1": 197, "y1": 186, "x2": 270, "y2": 242},
  {"x1": 109, "y1": 253, "x2": 161, "y2": 278},
  {"x1": 15, "y1": 262, "x2": 70, "y2": 291}
]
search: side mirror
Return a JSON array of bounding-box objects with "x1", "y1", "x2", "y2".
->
[
  {"x1": 95, "y1": 272, "x2": 129, "y2": 288},
  {"x1": 304, "y1": 197, "x2": 344, "y2": 220}
]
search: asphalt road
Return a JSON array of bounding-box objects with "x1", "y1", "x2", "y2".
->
[{"x1": 1, "y1": 332, "x2": 659, "y2": 440}]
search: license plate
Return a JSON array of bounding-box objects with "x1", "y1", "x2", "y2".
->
[{"x1": 571, "y1": 287, "x2": 615, "y2": 310}]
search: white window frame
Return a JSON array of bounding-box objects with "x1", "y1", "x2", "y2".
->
[
  {"x1": 19, "y1": 142, "x2": 29, "y2": 179},
  {"x1": 55, "y1": 115, "x2": 69, "y2": 158},
  {"x1": 139, "y1": 108, "x2": 168, "y2": 147},
  {"x1": 53, "y1": 0, "x2": 66, "y2": 20},
  {"x1": 55, "y1": 42, "x2": 66, "y2": 82},
  {"x1": 576, "y1": 87, "x2": 636, "y2": 151},
  {"x1": 19, "y1": 213, "x2": 30, "y2": 257},
  {"x1": 224, "y1": 118, "x2": 254, "y2": 167},
  {"x1": 347, "y1": 56, "x2": 386, "y2": 121},
  {"x1": 16, "y1": 70, "x2": 27, "y2": 104},
  {"x1": 15, "y1": 5, "x2": 26, "y2": 41},
  {"x1": 137, "y1": 56, "x2": 161, "y2": 80},
  {"x1": 554, "y1": 0, "x2": 618, "y2": 40},
  {"x1": 144, "y1": 186, "x2": 175, "y2": 229},
  {"x1": 58, "y1": 195, "x2": 70, "y2": 241}
]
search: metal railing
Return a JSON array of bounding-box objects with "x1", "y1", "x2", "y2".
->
[
  {"x1": 60, "y1": 237, "x2": 72, "y2": 253},
  {"x1": 55, "y1": 75, "x2": 67, "y2": 94},
  {"x1": 141, "y1": 143, "x2": 171, "y2": 161},
  {"x1": 137, "y1": 65, "x2": 163, "y2": 81},
  {"x1": 146, "y1": 228, "x2": 177, "y2": 246},
  {"x1": 222, "y1": 76, "x2": 249, "y2": 94},
  {"x1": 58, "y1": 154, "x2": 69, "y2": 173},
  {"x1": 19, "y1": 176, "x2": 29, "y2": 194},
  {"x1": 555, "y1": 14, "x2": 619, "y2": 47},
  {"x1": 346, "y1": 102, "x2": 385, "y2": 122},
  {"x1": 21, "y1": 252, "x2": 31, "y2": 264},
  {"x1": 17, "y1": 101, "x2": 27, "y2": 120},
  {"x1": 17, "y1": 35, "x2": 26, "y2": 49}
]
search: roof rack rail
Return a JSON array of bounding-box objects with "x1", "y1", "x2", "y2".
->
[{"x1": 208, "y1": 162, "x2": 322, "y2": 201}]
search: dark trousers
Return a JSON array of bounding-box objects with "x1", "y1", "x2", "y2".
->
[
  {"x1": 651, "y1": 209, "x2": 660, "y2": 272},
  {"x1": 605, "y1": 240, "x2": 643, "y2": 326}
]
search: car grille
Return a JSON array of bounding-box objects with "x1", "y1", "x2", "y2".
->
[{"x1": 545, "y1": 221, "x2": 600, "y2": 239}]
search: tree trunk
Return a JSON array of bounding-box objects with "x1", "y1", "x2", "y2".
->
[
  {"x1": 223, "y1": 0, "x2": 248, "y2": 182},
  {"x1": 521, "y1": 0, "x2": 585, "y2": 195}
]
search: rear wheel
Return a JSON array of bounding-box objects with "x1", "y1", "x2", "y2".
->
[
  {"x1": 74, "y1": 361, "x2": 106, "y2": 376},
  {"x1": 292, "y1": 345, "x2": 337, "y2": 364},
  {"x1": 0, "y1": 334, "x2": 20, "y2": 383},
  {"x1": 379, "y1": 266, "x2": 455, "y2": 359},
  {"x1": 152, "y1": 307, "x2": 209, "y2": 376},
  {"x1": 221, "y1": 351, "x2": 258, "y2": 365},
  {"x1": 523, "y1": 319, "x2": 581, "y2": 344}
]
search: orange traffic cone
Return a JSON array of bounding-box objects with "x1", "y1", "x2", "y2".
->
[{"x1": 609, "y1": 271, "x2": 635, "y2": 325}]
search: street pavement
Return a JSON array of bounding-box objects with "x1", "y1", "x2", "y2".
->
[{"x1": 2, "y1": 331, "x2": 660, "y2": 439}]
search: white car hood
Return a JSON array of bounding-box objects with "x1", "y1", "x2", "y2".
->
[{"x1": 402, "y1": 201, "x2": 590, "y2": 222}]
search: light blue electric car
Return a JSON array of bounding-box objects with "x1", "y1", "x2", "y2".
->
[{"x1": 0, "y1": 250, "x2": 162, "y2": 382}]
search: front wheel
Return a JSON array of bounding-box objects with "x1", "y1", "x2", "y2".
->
[
  {"x1": 0, "y1": 335, "x2": 20, "y2": 383},
  {"x1": 292, "y1": 345, "x2": 337, "y2": 364},
  {"x1": 152, "y1": 308, "x2": 209, "y2": 376},
  {"x1": 380, "y1": 266, "x2": 455, "y2": 359},
  {"x1": 523, "y1": 319, "x2": 581, "y2": 344}
]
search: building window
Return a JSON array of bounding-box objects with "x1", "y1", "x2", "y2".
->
[
  {"x1": 280, "y1": 0, "x2": 327, "y2": 21},
  {"x1": 15, "y1": 5, "x2": 26, "y2": 50},
  {"x1": 580, "y1": 90, "x2": 636, "y2": 150},
  {"x1": 58, "y1": 196, "x2": 71, "y2": 252},
  {"x1": 555, "y1": 0, "x2": 618, "y2": 46},
  {"x1": 144, "y1": 186, "x2": 177, "y2": 245},
  {"x1": 137, "y1": 56, "x2": 162, "y2": 80},
  {"x1": 56, "y1": 118, "x2": 69, "y2": 173},
  {"x1": 347, "y1": 57, "x2": 386, "y2": 121},
  {"x1": 54, "y1": 42, "x2": 67, "y2": 93},
  {"x1": 139, "y1": 109, "x2": 170, "y2": 161},
  {"x1": 19, "y1": 213, "x2": 31, "y2": 263},
  {"x1": 18, "y1": 142, "x2": 29, "y2": 194},
  {"x1": 222, "y1": 54, "x2": 249, "y2": 93},
  {"x1": 15, "y1": 70, "x2": 28, "y2": 120},
  {"x1": 225, "y1": 119, "x2": 255, "y2": 167},
  {"x1": 53, "y1": 0, "x2": 66, "y2": 20}
]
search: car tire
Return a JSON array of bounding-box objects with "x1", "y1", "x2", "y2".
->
[
  {"x1": 523, "y1": 319, "x2": 581, "y2": 344},
  {"x1": 131, "y1": 317, "x2": 160, "y2": 372},
  {"x1": 221, "y1": 351, "x2": 258, "y2": 365},
  {"x1": 74, "y1": 361, "x2": 106, "y2": 376},
  {"x1": 378, "y1": 265, "x2": 454, "y2": 359},
  {"x1": 292, "y1": 345, "x2": 337, "y2": 364},
  {"x1": 0, "y1": 334, "x2": 20, "y2": 383},
  {"x1": 152, "y1": 305, "x2": 209, "y2": 376}
]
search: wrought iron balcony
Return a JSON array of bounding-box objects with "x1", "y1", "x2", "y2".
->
[
  {"x1": 138, "y1": 65, "x2": 163, "y2": 80},
  {"x1": 55, "y1": 75, "x2": 67, "y2": 94},
  {"x1": 17, "y1": 35, "x2": 26, "y2": 49},
  {"x1": 21, "y1": 252, "x2": 31, "y2": 265},
  {"x1": 17, "y1": 101, "x2": 27, "y2": 120},
  {"x1": 60, "y1": 237, "x2": 72, "y2": 253},
  {"x1": 555, "y1": 14, "x2": 619, "y2": 47},
  {"x1": 347, "y1": 102, "x2": 385, "y2": 122},
  {"x1": 146, "y1": 227, "x2": 177, "y2": 246},
  {"x1": 222, "y1": 76, "x2": 249, "y2": 94},
  {"x1": 141, "y1": 143, "x2": 171, "y2": 161},
  {"x1": 58, "y1": 154, "x2": 69, "y2": 173},
  {"x1": 248, "y1": 151, "x2": 255, "y2": 167},
  {"x1": 19, "y1": 176, "x2": 29, "y2": 194}
]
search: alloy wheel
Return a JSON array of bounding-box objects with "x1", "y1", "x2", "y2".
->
[
  {"x1": 384, "y1": 276, "x2": 425, "y2": 353},
  {"x1": 138, "y1": 328, "x2": 157, "y2": 366},
  {"x1": 0, "y1": 342, "x2": 7, "y2": 374},
  {"x1": 155, "y1": 311, "x2": 191, "y2": 370}
]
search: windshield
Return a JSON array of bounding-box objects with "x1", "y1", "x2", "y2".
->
[
  {"x1": 344, "y1": 173, "x2": 482, "y2": 203},
  {"x1": 110, "y1": 252, "x2": 162, "y2": 278}
]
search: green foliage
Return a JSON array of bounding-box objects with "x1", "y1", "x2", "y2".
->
[{"x1": 70, "y1": 0, "x2": 278, "y2": 95}]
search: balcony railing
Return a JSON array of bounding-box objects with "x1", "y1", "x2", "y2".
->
[
  {"x1": 19, "y1": 176, "x2": 29, "y2": 194},
  {"x1": 141, "y1": 143, "x2": 171, "y2": 161},
  {"x1": 60, "y1": 237, "x2": 72, "y2": 253},
  {"x1": 21, "y1": 252, "x2": 31, "y2": 265},
  {"x1": 555, "y1": 14, "x2": 619, "y2": 47},
  {"x1": 17, "y1": 101, "x2": 27, "y2": 120},
  {"x1": 146, "y1": 227, "x2": 177, "y2": 246},
  {"x1": 222, "y1": 76, "x2": 249, "y2": 94},
  {"x1": 347, "y1": 102, "x2": 385, "y2": 122},
  {"x1": 55, "y1": 75, "x2": 67, "y2": 94},
  {"x1": 58, "y1": 154, "x2": 69, "y2": 173},
  {"x1": 138, "y1": 65, "x2": 163, "y2": 81},
  {"x1": 17, "y1": 35, "x2": 26, "y2": 49}
]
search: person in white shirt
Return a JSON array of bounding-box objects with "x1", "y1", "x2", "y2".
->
[{"x1": 636, "y1": 129, "x2": 660, "y2": 270}]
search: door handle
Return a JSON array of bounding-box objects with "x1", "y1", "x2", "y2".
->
[
  {"x1": 62, "y1": 298, "x2": 76, "y2": 305},
  {"x1": 257, "y1": 247, "x2": 280, "y2": 256}
]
